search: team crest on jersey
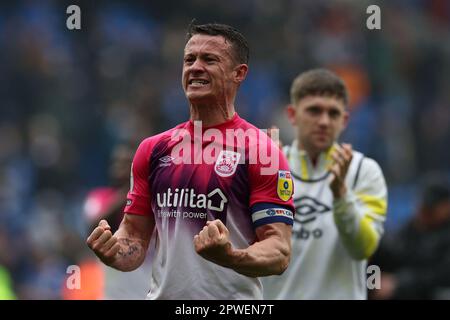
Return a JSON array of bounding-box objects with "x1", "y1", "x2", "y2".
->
[
  {"x1": 277, "y1": 170, "x2": 293, "y2": 201},
  {"x1": 214, "y1": 150, "x2": 241, "y2": 177}
]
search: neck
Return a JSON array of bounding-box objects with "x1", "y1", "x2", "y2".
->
[
  {"x1": 189, "y1": 101, "x2": 236, "y2": 127},
  {"x1": 297, "y1": 140, "x2": 321, "y2": 164}
]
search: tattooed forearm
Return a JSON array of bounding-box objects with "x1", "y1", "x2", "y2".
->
[
  {"x1": 117, "y1": 238, "x2": 140, "y2": 257},
  {"x1": 108, "y1": 237, "x2": 147, "y2": 271}
]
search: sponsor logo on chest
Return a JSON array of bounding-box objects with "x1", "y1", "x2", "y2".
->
[{"x1": 156, "y1": 188, "x2": 228, "y2": 211}]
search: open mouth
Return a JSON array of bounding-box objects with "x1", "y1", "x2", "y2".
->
[{"x1": 188, "y1": 79, "x2": 210, "y2": 87}]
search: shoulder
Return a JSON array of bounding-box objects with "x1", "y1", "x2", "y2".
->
[
  {"x1": 357, "y1": 154, "x2": 384, "y2": 177},
  {"x1": 282, "y1": 144, "x2": 291, "y2": 157},
  {"x1": 136, "y1": 122, "x2": 188, "y2": 154},
  {"x1": 236, "y1": 118, "x2": 271, "y2": 145},
  {"x1": 350, "y1": 149, "x2": 386, "y2": 191},
  {"x1": 236, "y1": 116, "x2": 259, "y2": 131},
  {"x1": 349, "y1": 150, "x2": 383, "y2": 174},
  {"x1": 234, "y1": 121, "x2": 283, "y2": 165}
]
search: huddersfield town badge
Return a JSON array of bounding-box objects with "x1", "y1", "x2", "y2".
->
[{"x1": 214, "y1": 150, "x2": 241, "y2": 177}]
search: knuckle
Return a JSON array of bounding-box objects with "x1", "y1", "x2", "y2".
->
[
  {"x1": 194, "y1": 243, "x2": 202, "y2": 253},
  {"x1": 109, "y1": 245, "x2": 119, "y2": 255},
  {"x1": 104, "y1": 251, "x2": 114, "y2": 259},
  {"x1": 100, "y1": 247, "x2": 109, "y2": 256}
]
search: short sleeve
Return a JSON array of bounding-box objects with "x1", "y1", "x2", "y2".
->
[
  {"x1": 124, "y1": 139, "x2": 153, "y2": 216},
  {"x1": 248, "y1": 136, "x2": 295, "y2": 228}
]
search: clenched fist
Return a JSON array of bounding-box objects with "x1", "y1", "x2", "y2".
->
[
  {"x1": 194, "y1": 219, "x2": 233, "y2": 266},
  {"x1": 86, "y1": 219, "x2": 120, "y2": 265}
]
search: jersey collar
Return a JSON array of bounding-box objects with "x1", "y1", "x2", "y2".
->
[{"x1": 287, "y1": 140, "x2": 336, "y2": 181}]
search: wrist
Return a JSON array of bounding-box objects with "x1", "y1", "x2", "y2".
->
[
  {"x1": 332, "y1": 185, "x2": 347, "y2": 199},
  {"x1": 222, "y1": 242, "x2": 240, "y2": 268},
  {"x1": 333, "y1": 191, "x2": 354, "y2": 216},
  {"x1": 99, "y1": 252, "x2": 119, "y2": 267},
  {"x1": 202, "y1": 241, "x2": 237, "y2": 269}
]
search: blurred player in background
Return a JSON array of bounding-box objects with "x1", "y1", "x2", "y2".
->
[
  {"x1": 84, "y1": 144, "x2": 136, "y2": 233},
  {"x1": 83, "y1": 143, "x2": 153, "y2": 299},
  {"x1": 63, "y1": 144, "x2": 152, "y2": 299},
  {"x1": 371, "y1": 177, "x2": 450, "y2": 300},
  {"x1": 263, "y1": 69, "x2": 388, "y2": 299},
  {"x1": 86, "y1": 22, "x2": 295, "y2": 299}
]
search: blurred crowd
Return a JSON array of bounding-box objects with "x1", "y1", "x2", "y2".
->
[{"x1": 0, "y1": 0, "x2": 449, "y2": 299}]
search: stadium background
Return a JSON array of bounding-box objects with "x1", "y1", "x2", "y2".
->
[{"x1": 0, "y1": 0, "x2": 449, "y2": 299}]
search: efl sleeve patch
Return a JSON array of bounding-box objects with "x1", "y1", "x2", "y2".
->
[
  {"x1": 251, "y1": 203, "x2": 294, "y2": 228},
  {"x1": 277, "y1": 170, "x2": 293, "y2": 201}
]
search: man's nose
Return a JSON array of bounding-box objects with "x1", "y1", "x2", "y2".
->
[
  {"x1": 318, "y1": 113, "x2": 331, "y2": 126},
  {"x1": 189, "y1": 59, "x2": 205, "y2": 72}
]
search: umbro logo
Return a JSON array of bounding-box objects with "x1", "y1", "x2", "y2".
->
[
  {"x1": 159, "y1": 155, "x2": 175, "y2": 167},
  {"x1": 294, "y1": 196, "x2": 331, "y2": 224}
]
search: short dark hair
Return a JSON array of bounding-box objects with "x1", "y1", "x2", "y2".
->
[
  {"x1": 290, "y1": 69, "x2": 349, "y2": 106},
  {"x1": 186, "y1": 22, "x2": 249, "y2": 65}
]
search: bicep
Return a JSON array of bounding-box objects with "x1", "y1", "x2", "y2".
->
[
  {"x1": 355, "y1": 158, "x2": 387, "y2": 201},
  {"x1": 116, "y1": 213, "x2": 155, "y2": 245},
  {"x1": 354, "y1": 159, "x2": 388, "y2": 224}
]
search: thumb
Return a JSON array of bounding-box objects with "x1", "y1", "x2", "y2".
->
[
  {"x1": 207, "y1": 223, "x2": 220, "y2": 238},
  {"x1": 99, "y1": 219, "x2": 111, "y2": 231}
]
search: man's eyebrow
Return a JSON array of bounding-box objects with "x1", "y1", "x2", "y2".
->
[
  {"x1": 327, "y1": 105, "x2": 342, "y2": 113},
  {"x1": 183, "y1": 52, "x2": 197, "y2": 59},
  {"x1": 304, "y1": 104, "x2": 342, "y2": 112},
  {"x1": 202, "y1": 53, "x2": 220, "y2": 59},
  {"x1": 184, "y1": 52, "x2": 221, "y2": 60},
  {"x1": 305, "y1": 104, "x2": 321, "y2": 109}
]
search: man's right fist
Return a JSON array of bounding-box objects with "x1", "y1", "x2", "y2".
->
[{"x1": 86, "y1": 219, "x2": 120, "y2": 265}]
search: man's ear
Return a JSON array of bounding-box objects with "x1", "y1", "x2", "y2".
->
[
  {"x1": 286, "y1": 104, "x2": 297, "y2": 126},
  {"x1": 234, "y1": 64, "x2": 248, "y2": 83}
]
